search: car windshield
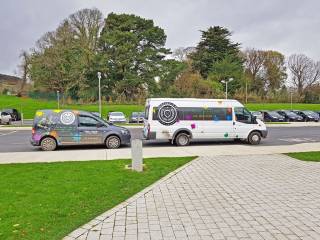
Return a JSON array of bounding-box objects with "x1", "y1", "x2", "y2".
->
[
  {"x1": 283, "y1": 111, "x2": 296, "y2": 117},
  {"x1": 252, "y1": 112, "x2": 261, "y2": 115},
  {"x1": 111, "y1": 112, "x2": 124, "y2": 116},
  {"x1": 269, "y1": 111, "x2": 281, "y2": 117},
  {"x1": 303, "y1": 111, "x2": 316, "y2": 116},
  {"x1": 131, "y1": 112, "x2": 138, "y2": 116}
]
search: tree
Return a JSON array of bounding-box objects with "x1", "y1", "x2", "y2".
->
[
  {"x1": 172, "y1": 47, "x2": 196, "y2": 62},
  {"x1": 17, "y1": 50, "x2": 31, "y2": 96},
  {"x1": 263, "y1": 50, "x2": 287, "y2": 92},
  {"x1": 190, "y1": 26, "x2": 242, "y2": 78},
  {"x1": 288, "y1": 54, "x2": 320, "y2": 96},
  {"x1": 29, "y1": 8, "x2": 104, "y2": 99},
  {"x1": 98, "y1": 13, "x2": 170, "y2": 100},
  {"x1": 243, "y1": 48, "x2": 265, "y2": 92}
]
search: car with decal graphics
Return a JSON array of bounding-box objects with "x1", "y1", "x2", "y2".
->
[
  {"x1": 143, "y1": 98, "x2": 267, "y2": 146},
  {"x1": 31, "y1": 109, "x2": 131, "y2": 151}
]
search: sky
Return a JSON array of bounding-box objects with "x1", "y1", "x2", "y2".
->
[{"x1": 0, "y1": 0, "x2": 319, "y2": 76}]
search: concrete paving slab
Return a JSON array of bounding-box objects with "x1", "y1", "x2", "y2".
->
[{"x1": 64, "y1": 154, "x2": 320, "y2": 240}]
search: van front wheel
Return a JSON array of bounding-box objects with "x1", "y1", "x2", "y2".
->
[
  {"x1": 248, "y1": 131, "x2": 261, "y2": 145},
  {"x1": 175, "y1": 133, "x2": 190, "y2": 146},
  {"x1": 41, "y1": 137, "x2": 57, "y2": 151}
]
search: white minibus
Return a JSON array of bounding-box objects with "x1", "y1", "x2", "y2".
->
[{"x1": 143, "y1": 98, "x2": 267, "y2": 146}]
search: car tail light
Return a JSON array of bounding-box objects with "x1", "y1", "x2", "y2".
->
[{"x1": 32, "y1": 128, "x2": 35, "y2": 135}]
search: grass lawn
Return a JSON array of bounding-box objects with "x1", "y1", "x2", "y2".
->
[
  {"x1": 1, "y1": 95, "x2": 320, "y2": 119},
  {"x1": 0, "y1": 157, "x2": 195, "y2": 240},
  {"x1": 287, "y1": 151, "x2": 320, "y2": 162}
]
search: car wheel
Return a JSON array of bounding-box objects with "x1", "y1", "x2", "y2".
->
[
  {"x1": 248, "y1": 131, "x2": 261, "y2": 145},
  {"x1": 7, "y1": 120, "x2": 11, "y2": 125},
  {"x1": 175, "y1": 133, "x2": 190, "y2": 146},
  {"x1": 105, "y1": 135, "x2": 121, "y2": 149},
  {"x1": 41, "y1": 137, "x2": 57, "y2": 151}
]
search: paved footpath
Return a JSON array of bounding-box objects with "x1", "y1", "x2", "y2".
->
[{"x1": 64, "y1": 154, "x2": 320, "y2": 240}]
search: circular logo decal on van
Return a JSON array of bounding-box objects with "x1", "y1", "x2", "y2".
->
[
  {"x1": 60, "y1": 111, "x2": 76, "y2": 125},
  {"x1": 158, "y1": 102, "x2": 178, "y2": 125}
]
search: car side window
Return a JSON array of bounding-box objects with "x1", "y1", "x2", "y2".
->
[
  {"x1": 235, "y1": 107, "x2": 252, "y2": 124},
  {"x1": 79, "y1": 115, "x2": 99, "y2": 127}
]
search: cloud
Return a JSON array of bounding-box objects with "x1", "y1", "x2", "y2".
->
[{"x1": 0, "y1": 0, "x2": 319, "y2": 75}]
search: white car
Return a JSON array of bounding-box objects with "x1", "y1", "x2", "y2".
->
[
  {"x1": 108, "y1": 112, "x2": 127, "y2": 124},
  {"x1": 0, "y1": 112, "x2": 12, "y2": 125},
  {"x1": 143, "y1": 98, "x2": 268, "y2": 145}
]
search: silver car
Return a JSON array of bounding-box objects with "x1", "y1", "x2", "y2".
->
[
  {"x1": 0, "y1": 111, "x2": 12, "y2": 125},
  {"x1": 250, "y1": 111, "x2": 264, "y2": 121},
  {"x1": 108, "y1": 112, "x2": 127, "y2": 124}
]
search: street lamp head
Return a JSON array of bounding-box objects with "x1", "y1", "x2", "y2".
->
[
  {"x1": 221, "y1": 80, "x2": 226, "y2": 83},
  {"x1": 229, "y1": 77, "x2": 234, "y2": 82},
  {"x1": 97, "y1": 72, "x2": 101, "y2": 79}
]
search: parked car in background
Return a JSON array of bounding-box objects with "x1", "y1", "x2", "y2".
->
[
  {"x1": 31, "y1": 110, "x2": 131, "y2": 151},
  {"x1": 261, "y1": 111, "x2": 285, "y2": 122},
  {"x1": 0, "y1": 111, "x2": 12, "y2": 125},
  {"x1": 108, "y1": 112, "x2": 127, "y2": 124},
  {"x1": 129, "y1": 112, "x2": 145, "y2": 123},
  {"x1": 2, "y1": 108, "x2": 21, "y2": 121},
  {"x1": 250, "y1": 111, "x2": 264, "y2": 121},
  {"x1": 276, "y1": 110, "x2": 303, "y2": 122},
  {"x1": 292, "y1": 110, "x2": 320, "y2": 122}
]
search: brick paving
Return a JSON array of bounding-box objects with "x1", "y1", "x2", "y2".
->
[{"x1": 65, "y1": 154, "x2": 320, "y2": 240}]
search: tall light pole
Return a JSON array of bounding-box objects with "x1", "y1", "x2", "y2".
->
[
  {"x1": 221, "y1": 78, "x2": 234, "y2": 99},
  {"x1": 57, "y1": 90, "x2": 60, "y2": 109},
  {"x1": 97, "y1": 72, "x2": 102, "y2": 117},
  {"x1": 290, "y1": 91, "x2": 293, "y2": 110}
]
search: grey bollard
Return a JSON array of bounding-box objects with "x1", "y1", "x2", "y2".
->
[{"x1": 131, "y1": 139, "x2": 143, "y2": 172}]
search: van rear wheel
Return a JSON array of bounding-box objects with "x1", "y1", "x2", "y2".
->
[
  {"x1": 41, "y1": 137, "x2": 57, "y2": 151},
  {"x1": 248, "y1": 131, "x2": 261, "y2": 145},
  {"x1": 175, "y1": 133, "x2": 190, "y2": 146},
  {"x1": 105, "y1": 135, "x2": 121, "y2": 149}
]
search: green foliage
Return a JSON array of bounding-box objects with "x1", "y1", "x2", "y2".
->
[
  {"x1": 191, "y1": 26, "x2": 242, "y2": 78},
  {"x1": 98, "y1": 13, "x2": 171, "y2": 100},
  {"x1": 0, "y1": 157, "x2": 195, "y2": 240}
]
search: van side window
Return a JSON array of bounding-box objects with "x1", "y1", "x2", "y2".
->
[
  {"x1": 79, "y1": 115, "x2": 99, "y2": 127},
  {"x1": 235, "y1": 107, "x2": 252, "y2": 123},
  {"x1": 152, "y1": 107, "x2": 232, "y2": 121}
]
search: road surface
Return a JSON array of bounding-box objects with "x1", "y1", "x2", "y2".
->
[{"x1": 0, "y1": 127, "x2": 320, "y2": 153}]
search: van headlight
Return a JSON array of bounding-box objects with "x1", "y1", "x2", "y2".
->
[{"x1": 121, "y1": 129, "x2": 129, "y2": 135}]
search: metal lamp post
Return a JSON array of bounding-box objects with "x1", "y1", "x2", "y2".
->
[
  {"x1": 57, "y1": 90, "x2": 60, "y2": 109},
  {"x1": 221, "y1": 78, "x2": 234, "y2": 99},
  {"x1": 97, "y1": 72, "x2": 102, "y2": 117}
]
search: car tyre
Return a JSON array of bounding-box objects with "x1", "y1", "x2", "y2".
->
[
  {"x1": 175, "y1": 133, "x2": 190, "y2": 146},
  {"x1": 105, "y1": 135, "x2": 121, "y2": 149},
  {"x1": 41, "y1": 137, "x2": 57, "y2": 151},
  {"x1": 248, "y1": 131, "x2": 261, "y2": 145}
]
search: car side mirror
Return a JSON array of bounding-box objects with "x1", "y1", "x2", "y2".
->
[{"x1": 97, "y1": 122, "x2": 104, "y2": 128}]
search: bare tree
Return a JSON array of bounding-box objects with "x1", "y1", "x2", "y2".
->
[
  {"x1": 17, "y1": 50, "x2": 30, "y2": 96},
  {"x1": 243, "y1": 48, "x2": 265, "y2": 82},
  {"x1": 172, "y1": 47, "x2": 196, "y2": 61},
  {"x1": 288, "y1": 54, "x2": 320, "y2": 96},
  {"x1": 68, "y1": 8, "x2": 104, "y2": 50}
]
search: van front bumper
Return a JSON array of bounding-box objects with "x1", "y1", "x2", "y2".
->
[
  {"x1": 261, "y1": 130, "x2": 268, "y2": 138},
  {"x1": 30, "y1": 138, "x2": 40, "y2": 146}
]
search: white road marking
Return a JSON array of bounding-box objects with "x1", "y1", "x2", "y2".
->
[{"x1": 0, "y1": 131, "x2": 17, "y2": 136}]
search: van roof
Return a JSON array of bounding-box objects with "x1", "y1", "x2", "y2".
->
[{"x1": 146, "y1": 98, "x2": 243, "y2": 107}]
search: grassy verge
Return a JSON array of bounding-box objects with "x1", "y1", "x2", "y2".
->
[
  {"x1": 1, "y1": 95, "x2": 320, "y2": 119},
  {"x1": 0, "y1": 157, "x2": 195, "y2": 240},
  {"x1": 287, "y1": 152, "x2": 320, "y2": 162}
]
